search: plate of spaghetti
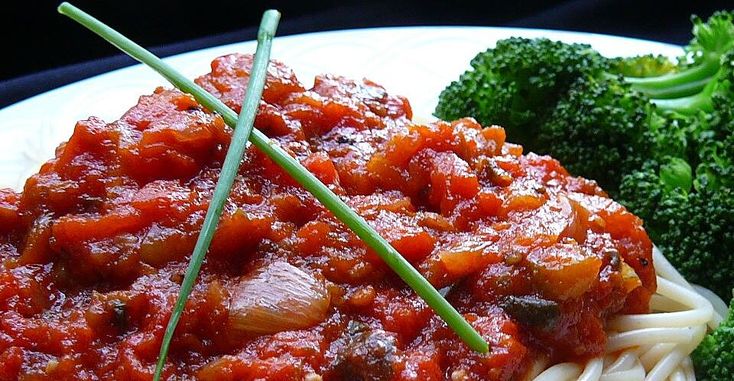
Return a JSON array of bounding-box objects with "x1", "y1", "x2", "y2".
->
[{"x1": 0, "y1": 4, "x2": 730, "y2": 381}]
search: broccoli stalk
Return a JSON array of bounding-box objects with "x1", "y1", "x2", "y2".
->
[
  {"x1": 623, "y1": 56, "x2": 719, "y2": 99},
  {"x1": 625, "y1": 12, "x2": 734, "y2": 116},
  {"x1": 655, "y1": 47, "x2": 734, "y2": 114},
  {"x1": 626, "y1": 12, "x2": 734, "y2": 102},
  {"x1": 658, "y1": 61, "x2": 733, "y2": 117}
]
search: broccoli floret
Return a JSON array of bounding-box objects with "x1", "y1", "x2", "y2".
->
[
  {"x1": 692, "y1": 294, "x2": 734, "y2": 381},
  {"x1": 618, "y1": 162, "x2": 666, "y2": 227},
  {"x1": 620, "y1": 146, "x2": 734, "y2": 299},
  {"x1": 536, "y1": 75, "x2": 656, "y2": 191},
  {"x1": 620, "y1": 109, "x2": 734, "y2": 299},
  {"x1": 654, "y1": 114, "x2": 694, "y2": 160},
  {"x1": 434, "y1": 37, "x2": 607, "y2": 148},
  {"x1": 654, "y1": 186, "x2": 734, "y2": 299},
  {"x1": 696, "y1": 137, "x2": 734, "y2": 189},
  {"x1": 618, "y1": 157, "x2": 693, "y2": 239},
  {"x1": 709, "y1": 53, "x2": 734, "y2": 127},
  {"x1": 609, "y1": 54, "x2": 678, "y2": 77}
]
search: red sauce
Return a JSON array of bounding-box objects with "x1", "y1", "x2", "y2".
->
[{"x1": 0, "y1": 54, "x2": 655, "y2": 380}]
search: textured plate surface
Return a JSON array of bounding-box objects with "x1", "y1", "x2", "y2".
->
[{"x1": 0, "y1": 26, "x2": 681, "y2": 190}]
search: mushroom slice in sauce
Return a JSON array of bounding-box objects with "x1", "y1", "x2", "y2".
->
[{"x1": 328, "y1": 321, "x2": 401, "y2": 381}]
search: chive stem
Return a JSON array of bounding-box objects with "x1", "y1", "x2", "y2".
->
[
  {"x1": 59, "y1": 3, "x2": 279, "y2": 379},
  {"x1": 153, "y1": 10, "x2": 278, "y2": 381},
  {"x1": 57, "y1": 1, "x2": 489, "y2": 364}
]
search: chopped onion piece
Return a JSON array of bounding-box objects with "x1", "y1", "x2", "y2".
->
[{"x1": 228, "y1": 261, "x2": 330, "y2": 336}]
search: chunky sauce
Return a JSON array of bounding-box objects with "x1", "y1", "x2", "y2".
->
[{"x1": 0, "y1": 54, "x2": 655, "y2": 380}]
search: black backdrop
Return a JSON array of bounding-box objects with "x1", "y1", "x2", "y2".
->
[{"x1": 2, "y1": 0, "x2": 731, "y2": 108}]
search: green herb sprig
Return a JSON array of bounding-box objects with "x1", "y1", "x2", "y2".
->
[
  {"x1": 57, "y1": 4, "x2": 489, "y2": 377},
  {"x1": 59, "y1": 3, "x2": 281, "y2": 379}
]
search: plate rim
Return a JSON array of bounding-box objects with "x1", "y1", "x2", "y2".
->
[{"x1": 0, "y1": 25, "x2": 682, "y2": 114}]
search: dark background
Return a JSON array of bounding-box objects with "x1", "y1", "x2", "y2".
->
[{"x1": 2, "y1": 0, "x2": 731, "y2": 107}]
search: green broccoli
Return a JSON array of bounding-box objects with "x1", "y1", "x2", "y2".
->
[
  {"x1": 619, "y1": 141, "x2": 734, "y2": 299},
  {"x1": 535, "y1": 75, "x2": 657, "y2": 191},
  {"x1": 434, "y1": 37, "x2": 607, "y2": 148},
  {"x1": 618, "y1": 157, "x2": 693, "y2": 240},
  {"x1": 619, "y1": 71, "x2": 734, "y2": 294},
  {"x1": 617, "y1": 162, "x2": 666, "y2": 227},
  {"x1": 654, "y1": 46, "x2": 734, "y2": 115},
  {"x1": 435, "y1": 11, "x2": 734, "y2": 172},
  {"x1": 692, "y1": 294, "x2": 734, "y2": 381},
  {"x1": 623, "y1": 11, "x2": 734, "y2": 101},
  {"x1": 609, "y1": 54, "x2": 678, "y2": 78},
  {"x1": 652, "y1": 186, "x2": 734, "y2": 299}
]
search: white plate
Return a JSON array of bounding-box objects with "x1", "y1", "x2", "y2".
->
[{"x1": 0, "y1": 26, "x2": 682, "y2": 190}]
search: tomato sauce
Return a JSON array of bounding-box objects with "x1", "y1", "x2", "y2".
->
[{"x1": 0, "y1": 54, "x2": 655, "y2": 380}]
